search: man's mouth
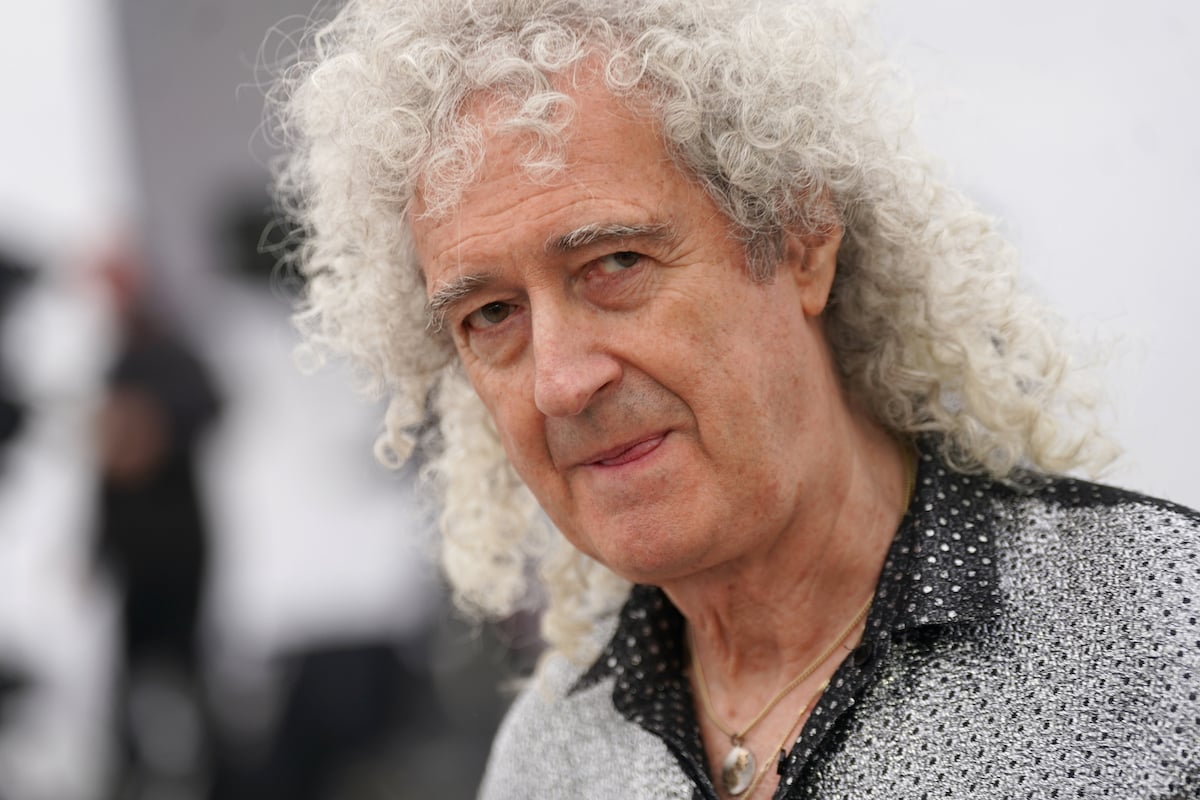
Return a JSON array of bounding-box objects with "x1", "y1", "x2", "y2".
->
[{"x1": 584, "y1": 434, "x2": 667, "y2": 467}]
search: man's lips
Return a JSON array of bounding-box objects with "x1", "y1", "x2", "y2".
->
[{"x1": 583, "y1": 434, "x2": 667, "y2": 467}]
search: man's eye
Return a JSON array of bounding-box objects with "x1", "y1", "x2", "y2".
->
[
  {"x1": 596, "y1": 251, "x2": 642, "y2": 275},
  {"x1": 465, "y1": 301, "x2": 514, "y2": 329}
]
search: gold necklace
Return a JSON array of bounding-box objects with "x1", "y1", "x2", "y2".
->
[
  {"x1": 739, "y1": 676, "x2": 832, "y2": 799},
  {"x1": 688, "y1": 597, "x2": 873, "y2": 796}
]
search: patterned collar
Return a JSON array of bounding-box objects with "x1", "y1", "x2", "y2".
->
[{"x1": 573, "y1": 446, "x2": 1007, "y2": 798}]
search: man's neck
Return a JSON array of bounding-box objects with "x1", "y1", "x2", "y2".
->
[{"x1": 661, "y1": 410, "x2": 910, "y2": 701}]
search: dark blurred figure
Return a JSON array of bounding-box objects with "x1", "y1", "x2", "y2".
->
[
  {"x1": 0, "y1": 247, "x2": 35, "y2": 740},
  {"x1": 92, "y1": 241, "x2": 221, "y2": 800},
  {"x1": 0, "y1": 247, "x2": 33, "y2": 469}
]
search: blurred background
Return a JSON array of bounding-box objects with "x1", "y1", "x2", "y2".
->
[{"x1": 0, "y1": 1, "x2": 1196, "y2": 799}]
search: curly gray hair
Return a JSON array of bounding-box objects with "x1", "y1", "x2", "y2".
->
[{"x1": 271, "y1": 0, "x2": 1115, "y2": 659}]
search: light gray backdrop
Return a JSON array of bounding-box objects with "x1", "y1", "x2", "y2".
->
[{"x1": 3, "y1": 0, "x2": 1195, "y2": 505}]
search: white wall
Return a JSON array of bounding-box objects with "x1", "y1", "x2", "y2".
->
[
  {"x1": 877, "y1": 1, "x2": 1200, "y2": 507},
  {"x1": 0, "y1": 0, "x2": 131, "y2": 257}
]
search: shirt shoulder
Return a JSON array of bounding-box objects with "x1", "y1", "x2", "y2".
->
[
  {"x1": 478, "y1": 650, "x2": 693, "y2": 800},
  {"x1": 1020, "y1": 474, "x2": 1200, "y2": 521},
  {"x1": 1001, "y1": 475, "x2": 1200, "y2": 583},
  {"x1": 989, "y1": 475, "x2": 1200, "y2": 713}
]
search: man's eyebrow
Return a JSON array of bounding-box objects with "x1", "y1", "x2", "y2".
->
[
  {"x1": 425, "y1": 223, "x2": 675, "y2": 332},
  {"x1": 546, "y1": 221, "x2": 674, "y2": 254},
  {"x1": 426, "y1": 272, "x2": 493, "y2": 333}
]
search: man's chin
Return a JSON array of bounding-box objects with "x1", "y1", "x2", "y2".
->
[{"x1": 579, "y1": 524, "x2": 713, "y2": 587}]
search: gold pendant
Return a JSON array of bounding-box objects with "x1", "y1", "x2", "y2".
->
[{"x1": 721, "y1": 743, "x2": 756, "y2": 796}]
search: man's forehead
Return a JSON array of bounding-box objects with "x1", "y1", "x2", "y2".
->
[
  {"x1": 411, "y1": 78, "x2": 683, "y2": 278},
  {"x1": 411, "y1": 71, "x2": 655, "y2": 215}
]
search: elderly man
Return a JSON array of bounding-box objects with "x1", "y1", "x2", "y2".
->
[{"x1": 274, "y1": 0, "x2": 1200, "y2": 796}]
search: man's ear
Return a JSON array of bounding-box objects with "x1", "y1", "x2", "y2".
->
[{"x1": 783, "y1": 224, "x2": 843, "y2": 317}]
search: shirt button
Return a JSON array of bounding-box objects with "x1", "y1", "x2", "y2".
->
[{"x1": 850, "y1": 642, "x2": 876, "y2": 668}]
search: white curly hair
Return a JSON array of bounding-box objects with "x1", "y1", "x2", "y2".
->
[{"x1": 270, "y1": 0, "x2": 1116, "y2": 660}]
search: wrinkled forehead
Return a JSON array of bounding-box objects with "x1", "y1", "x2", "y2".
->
[{"x1": 410, "y1": 74, "x2": 688, "y2": 275}]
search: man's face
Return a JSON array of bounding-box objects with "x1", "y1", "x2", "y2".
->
[{"x1": 413, "y1": 81, "x2": 843, "y2": 585}]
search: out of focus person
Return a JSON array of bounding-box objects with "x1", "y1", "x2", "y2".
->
[
  {"x1": 0, "y1": 246, "x2": 35, "y2": 742},
  {"x1": 0, "y1": 248, "x2": 33, "y2": 469},
  {"x1": 90, "y1": 240, "x2": 221, "y2": 800}
]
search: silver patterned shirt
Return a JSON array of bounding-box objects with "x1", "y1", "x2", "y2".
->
[{"x1": 479, "y1": 448, "x2": 1200, "y2": 798}]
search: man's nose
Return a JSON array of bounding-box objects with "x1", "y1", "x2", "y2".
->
[{"x1": 531, "y1": 305, "x2": 620, "y2": 418}]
